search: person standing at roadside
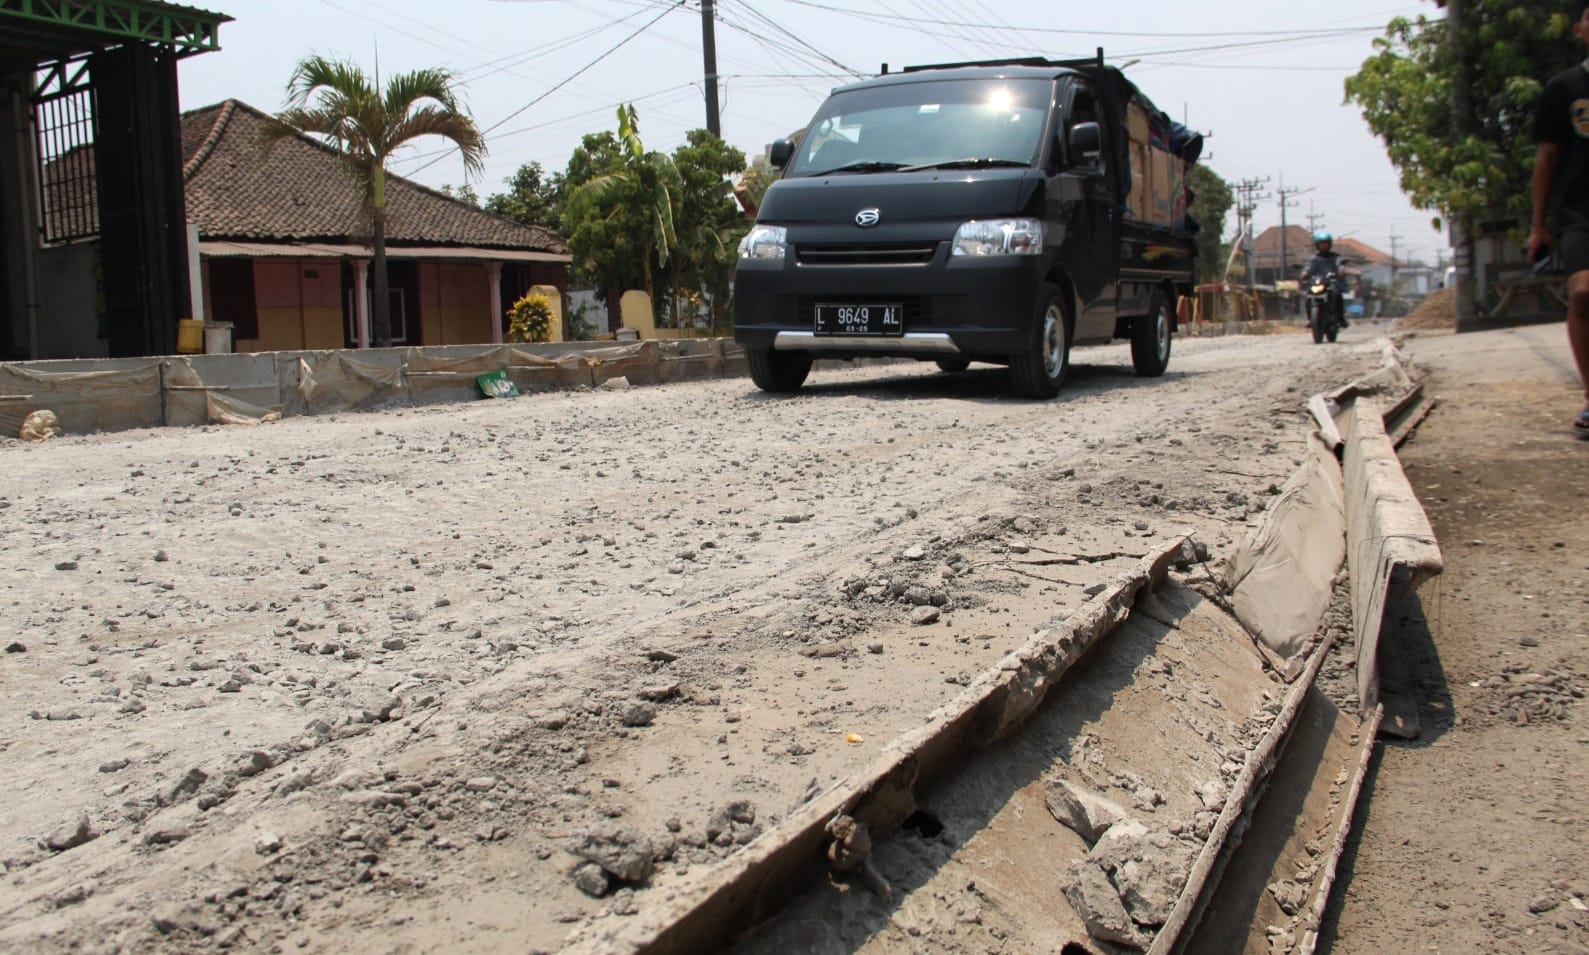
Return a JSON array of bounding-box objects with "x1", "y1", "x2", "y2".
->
[{"x1": 1527, "y1": 4, "x2": 1589, "y2": 437}]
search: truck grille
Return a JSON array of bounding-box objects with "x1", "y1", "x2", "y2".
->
[{"x1": 795, "y1": 243, "x2": 938, "y2": 266}]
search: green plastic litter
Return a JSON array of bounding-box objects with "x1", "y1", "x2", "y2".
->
[{"x1": 477, "y1": 370, "x2": 520, "y2": 399}]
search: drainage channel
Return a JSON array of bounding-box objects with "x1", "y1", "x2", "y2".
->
[{"x1": 569, "y1": 345, "x2": 1439, "y2": 955}]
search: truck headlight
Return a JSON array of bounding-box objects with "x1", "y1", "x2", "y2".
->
[
  {"x1": 950, "y1": 218, "x2": 1044, "y2": 256},
  {"x1": 738, "y1": 224, "x2": 788, "y2": 260}
]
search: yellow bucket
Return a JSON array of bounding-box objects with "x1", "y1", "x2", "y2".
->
[{"x1": 176, "y1": 319, "x2": 204, "y2": 354}]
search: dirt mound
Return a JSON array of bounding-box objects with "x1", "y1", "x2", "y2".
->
[{"x1": 1397, "y1": 288, "x2": 1455, "y2": 330}]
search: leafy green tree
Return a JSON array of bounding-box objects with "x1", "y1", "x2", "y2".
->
[
  {"x1": 1186, "y1": 164, "x2": 1235, "y2": 284},
  {"x1": 483, "y1": 161, "x2": 565, "y2": 228},
  {"x1": 664, "y1": 130, "x2": 746, "y2": 329},
  {"x1": 558, "y1": 130, "x2": 645, "y2": 304},
  {"x1": 1344, "y1": 4, "x2": 1579, "y2": 233},
  {"x1": 561, "y1": 105, "x2": 682, "y2": 320},
  {"x1": 439, "y1": 183, "x2": 480, "y2": 206},
  {"x1": 263, "y1": 55, "x2": 485, "y2": 347}
]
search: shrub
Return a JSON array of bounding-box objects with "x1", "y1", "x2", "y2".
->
[{"x1": 507, "y1": 292, "x2": 554, "y2": 343}]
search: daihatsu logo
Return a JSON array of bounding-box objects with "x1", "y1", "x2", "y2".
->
[{"x1": 855, "y1": 208, "x2": 880, "y2": 228}]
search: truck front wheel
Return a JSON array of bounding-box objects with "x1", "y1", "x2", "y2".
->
[
  {"x1": 1009, "y1": 284, "x2": 1069, "y2": 399},
  {"x1": 1131, "y1": 287, "x2": 1174, "y2": 377},
  {"x1": 747, "y1": 348, "x2": 812, "y2": 393}
]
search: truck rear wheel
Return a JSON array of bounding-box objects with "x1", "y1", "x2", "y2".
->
[
  {"x1": 1131, "y1": 287, "x2": 1173, "y2": 377},
  {"x1": 747, "y1": 348, "x2": 812, "y2": 393},
  {"x1": 1009, "y1": 284, "x2": 1069, "y2": 399}
]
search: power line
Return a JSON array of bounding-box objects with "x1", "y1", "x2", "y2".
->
[
  {"x1": 406, "y1": 0, "x2": 685, "y2": 178},
  {"x1": 732, "y1": 1, "x2": 864, "y2": 77},
  {"x1": 773, "y1": 0, "x2": 1387, "y2": 39}
]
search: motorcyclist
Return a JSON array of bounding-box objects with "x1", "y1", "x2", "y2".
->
[{"x1": 1299, "y1": 231, "x2": 1348, "y2": 327}]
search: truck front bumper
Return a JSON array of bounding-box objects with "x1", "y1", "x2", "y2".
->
[{"x1": 732, "y1": 250, "x2": 1046, "y2": 360}]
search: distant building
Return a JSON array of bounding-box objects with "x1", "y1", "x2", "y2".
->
[{"x1": 180, "y1": 100, "x2": 571, "y2": 351}]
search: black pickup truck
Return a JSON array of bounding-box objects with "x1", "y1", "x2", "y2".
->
[{"x1": 732, "y1": 53, "x2": 1200, "y2": 398}]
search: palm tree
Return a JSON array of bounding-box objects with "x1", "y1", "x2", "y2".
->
[
  {"x1": 563, "y1": 105, "x2": 681, "y2": 324},
  {"x1": 262, "y1": 56, "x2": 485, "y2": 347}
]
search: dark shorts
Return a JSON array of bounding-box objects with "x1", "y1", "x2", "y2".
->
[{"x1": 1553, "y1": 222, "x2": 1589, "y2": 275}]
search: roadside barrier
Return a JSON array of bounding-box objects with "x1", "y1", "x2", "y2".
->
[{"x1": 0, "y1": 339, "x2": 745, "y2": 437}]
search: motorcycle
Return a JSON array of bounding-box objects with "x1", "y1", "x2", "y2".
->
[{"x1": 1299, "y1": 267, "x2": 1345, "y2": 344}]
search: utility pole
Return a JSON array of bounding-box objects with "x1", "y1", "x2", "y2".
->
[
  {"x1": 1444, "y1": 0, "x2": 1477, "y2": 328},
  {"x1": 1232, "y1": 176, "x2": 1270, "y2": 290},
  {"x1": 1307, "y1": 203, "x2": 1325, "y2": 235},
  {"x1": 701, "y1": 0, "x2": 721, "y2": 136},
  {"x1": 1389, "y1": 227, "x2": 1402, "y2": 298},
  {"x1": 1277, "y1": 179, "x2": 1314, "y2": 287}
]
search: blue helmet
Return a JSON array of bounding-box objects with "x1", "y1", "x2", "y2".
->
[{"x1": 1313, "y1": 230, "x2": 1333, "y2": 247}]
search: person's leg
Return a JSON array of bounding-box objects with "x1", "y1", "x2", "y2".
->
[
  {"x1": 1568, "y1": 268, "x2": 1589, "y2": 419},
  {"x1": 1553, "y1": 226, "x2": 1589, "y2": 427}
]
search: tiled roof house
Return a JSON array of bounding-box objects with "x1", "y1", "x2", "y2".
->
[
  {"x1": 1250, "y1": 225, "x2": 1398, "y2": 288},
  {"x1": 182, "y1": 99, "x2": 571, "y2": 351}
]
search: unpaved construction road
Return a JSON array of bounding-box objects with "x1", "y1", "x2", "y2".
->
[{"x1": 0, "y1": 327, "x2": 1578, "y2": 954}]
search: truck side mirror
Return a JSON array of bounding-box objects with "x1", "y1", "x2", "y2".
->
[
  {"x1": 1068, "y1": 122, "x2": 1102, "y2": 163},
  {"x1": 769, "y1": 139, "x2": 794, "y2": 169}
]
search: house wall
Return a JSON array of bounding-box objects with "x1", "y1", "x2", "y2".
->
[
  {"x1": 253, "y1": 260, "x2": 343, "y2": 352},
  {"x1": 203, "y1": 258, "x2": 343, "y2": 353},
  {"x1": 419, "y1": 261, "x2": 491, "y2": 346},
  {"x1": 198, "y1": 257, "x2": 566, "y2": 350}
]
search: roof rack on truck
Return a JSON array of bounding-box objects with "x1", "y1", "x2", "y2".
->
[{"x1": 894, "y1": 48, "x2": 1106, "y2": 75}]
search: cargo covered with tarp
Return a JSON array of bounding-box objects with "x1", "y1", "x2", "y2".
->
[{"x1": 1123, "y1": 94, "x2": 1198, "y2": 231}]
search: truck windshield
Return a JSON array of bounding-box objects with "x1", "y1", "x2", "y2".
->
[{"x1": 786, "y1": 78, "x2": 1052, "y2": 177}]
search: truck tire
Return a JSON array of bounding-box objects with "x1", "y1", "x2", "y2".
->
[
  {"x1": 1131, "y1": 287, "x2": 1173, "y2": 376},
  {"x1": 935, "y1": 359, "x2": 970, "y2": 373},
  {"x1": 1009, "y1": 283, "x2": 1069, "y2": 399},
  {"x1": 747, "y1": 348, "x2": 812, "y2": 393}
]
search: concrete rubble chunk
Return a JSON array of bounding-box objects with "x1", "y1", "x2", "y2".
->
[
  {"x1": 568, "y1": 826, "x2": 656, "y2": 883},
  {"x1": 160, "y1": 767, "x2": 209, "y2": 806},
  {"x1": 1088, "y1": 822, "x2": 1195, "y2": 928},
  {"x1": 42, "y1": 813, "x2": 99, "y2": 852},
  {"x1": 620, "y1": 702, "x2": 657, "y2": 727},
  {"x1": 573, "y1": 861, "x2": 610, "y2": 897},
  {"x1": 1268, "y1": 879, "x2": 1307, "y2": 916},
  {"x1": 1063, "y1": 859, "x2": 1148, "y2": 948},
  {"x1": 1043, "y1": 777, "x2": 1127, "y2": 844}
]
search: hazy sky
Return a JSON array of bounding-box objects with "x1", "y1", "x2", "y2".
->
[{"x1": 179, "y1": 0, "x2": 1454, "y2": 264}]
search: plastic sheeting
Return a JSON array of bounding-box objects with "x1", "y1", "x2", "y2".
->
[
  {"x1": 1223, "y1": 433, "x2": 1346, "y2": 676},
  {"x1": 0, "y1": 359, "x2": 162, "y2": 436},
  {"x1": 294, "y1": 351, "x2": 405, "y2": 416},
  {"x1": 165, "y1": 355, "x2": 284, "y2": 427},
  {"x1": 0, "y1": 338, "x2": 747, "y2": 436}
]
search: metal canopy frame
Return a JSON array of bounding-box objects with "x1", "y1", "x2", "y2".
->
[{"x1": 0, "y1": 0, "x2": 231, "y2": 65}]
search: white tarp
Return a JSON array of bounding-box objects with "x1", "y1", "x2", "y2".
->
[
  {"x1": 164, "y1": 355, "x2": 283, "y2": 427},
  {"x1": 1, "y1": 337, "x2": 734, "y2": 435},
  {"x1": 295, "y1": 351, "x2": 406, "y2": 415},
  {"x1": 0, "y1": 359, "x2": 162, "y2": 436}
]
